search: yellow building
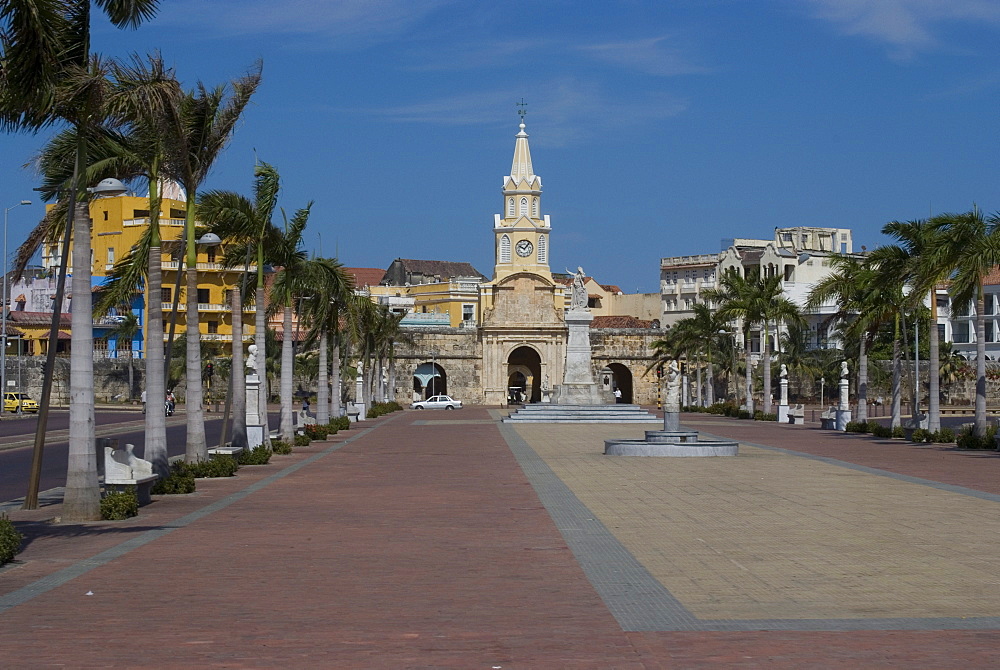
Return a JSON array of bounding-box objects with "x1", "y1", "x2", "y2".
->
[{"x1": 44, "y1": 191, "x2": 254, "y2": 357}]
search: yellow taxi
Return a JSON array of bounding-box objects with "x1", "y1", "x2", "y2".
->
[{"x1": 4, "y1": 392, "x2": 39, "y2": 413}]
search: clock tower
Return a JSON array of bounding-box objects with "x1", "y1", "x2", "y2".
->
[{"x1": 492, "y1": 117, "x2": 552, "y2": 283}]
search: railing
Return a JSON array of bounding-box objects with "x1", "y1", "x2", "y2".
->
[
  {"x1": 400, "y1": 313, "x2": 451, "y2": 326},
  {"x1": 123, "y1": 217, "x2": 185, "y2": 227},
  {"x1": 160, "y1": 303, "x2": 257, "y2": 313}
]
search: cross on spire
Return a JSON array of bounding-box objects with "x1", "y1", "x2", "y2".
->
[{"x1": 516, "y1": 98, "x2": 528, "y2": 121}]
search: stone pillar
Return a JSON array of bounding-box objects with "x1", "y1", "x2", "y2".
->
[
  {"x1": 836, "y1": 375, "x2": 852, "y2": 431},
  {"x1": 246, "y1": 374, "x2": 263, "y2": 449},
  {"x1": 777, "y1": 377, "x2": 789, "y2": 423},
  {"x1": 553, "y1": 309, "x2": 612, "y2": 405}
]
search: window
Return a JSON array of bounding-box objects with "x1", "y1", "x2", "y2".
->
[
  {"x1": 207, "y1": 248, "x2": 216, "y2": 263},
  {"x1": 462, "y1": 304, "x2": 474, "y2": 322},
  {"x1": 519, "y1": 197, "x2": 528, "y2": 216},
  {"x1": 133, "y1": 209, "x2": 150, "y2": 218},
  {"x1": 207, "y1": 320, "x2": 218, "y2": 334},
  {"x1": 107, "y1": 247, "x2": 114, "y2": 264},
  {"x1": 801, "y1": 234, "x2": 808, "y2": 246},
  {"x1": 953, "y1": 321, "x2": 971, "y2": 343},
  {"x1": 161, "y1": 287, "x2": 171, "y2": 303},
  {"x1": 782, "y1": 233, "x2": 792, "y2": 242},
  {"x1": 531, "y1": 198, "x2": 538, "y2": 217},
  {"x1": 537, "y1": 234, "x2": 547, "y2": 263},
  {"x1": 197, "y1": 288, "x2": 210, "y2": 304},
  {"x1": 508, "y1": 198, "x2": 515, "y2": 217},
  {"x1": 499, "y1": 235, "x2": 511, "y2": 263},
  {"x1": 170, "y1": 208, "x2": 186, "y2": 219},
  {"x1": 103, "y1": 211, "x2": 109, "y2": 221}
]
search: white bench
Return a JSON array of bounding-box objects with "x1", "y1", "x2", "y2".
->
[
  {"x1": 820, "y1": 407, "x2": 837, "y2": 430},
  {"x1": 104, "y1": 443, "x2": 159, "y2": 505},
  {"x1": 208, "y1": 446, "x2": 244, "y2": 458},
  {"x1": 788, "y1": 404, "x2": 805, "y2": 425}
]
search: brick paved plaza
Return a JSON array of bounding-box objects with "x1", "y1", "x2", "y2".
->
[{"x1": 2, "y1": 407, "x2": 1000, "y2": 667}]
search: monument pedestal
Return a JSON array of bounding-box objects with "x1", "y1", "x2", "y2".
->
[
  {"x1": 778, "y1": 404, "x2": 789, "y2": 423},
  {"x1": 555, "y1": 309, "x2": 614, "y2": 405},
  {"x1": 246, "y1": 373, "x2": 263, "y2": 449}
]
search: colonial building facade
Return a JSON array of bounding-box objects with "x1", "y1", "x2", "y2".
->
[{"x1": 390, "y1": 119, "x2": 660, "y2": 407}]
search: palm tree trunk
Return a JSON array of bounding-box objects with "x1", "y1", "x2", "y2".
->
[
  {"x1": 64, "y1": 200, "x2": 101, "y2": 521},
  {"x1": 975, "y1": 285, "x2": 987, "y2": 437},
  {"x1": 144, "y1": 244, "x2": 169, "y2": 478},
  {"x1": 856, "y1": 336, "x2": 868, "y2": 423},
  {"x1": 254, "y1": 275, "x2": 270, "y2": 446},
  {"x1": 891, "y1": 321, "x2": 902, "y2": 430},
  {"x1": 901, "y1": 312, "x2": 916, "y2": 416},
  {"x1": 331, "y1": 333, "x2": 342, "y2": 418},
  {"x1": 762, "y1": 327, "x2": 772, "y2": 415},
  {"x1": 694, "y1": 355, "x2": 702, "y2": 407},
  {"x1": 317, "y1": 329, "x2": 330, "y2": 425},
  {"x1": 744, "y1": 330, "x2": 754, "y2": 415},
  {"x1": 230, "y1": 284, "x2": 247, "y2": 449},
  {"x1": 280, "y1": 304, "x2": 294, "y2": 442},
  {"x1": 928, "y1": 290, "x2": 941, "y2": 432},
  {"x1": 185, "y1": 261, "x2": 208, "y2": 462}
]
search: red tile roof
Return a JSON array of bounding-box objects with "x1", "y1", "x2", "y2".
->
[
  {"x1": 7, "y1": 311, "x2": 71, "y2": 327},
  {"x1": 343, "y1": 267, "x2": 385, "y2": 289}
]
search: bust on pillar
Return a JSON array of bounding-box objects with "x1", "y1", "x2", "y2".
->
[
  {"x1": 246, "y1": 344, "x2": 263, "y2": 448},
  {"x1": 777, "y1": 363, "x2": 790, "y2": 423},
  {"x1": 836, "y1": 360, "x2": 852, "y2": 430}
]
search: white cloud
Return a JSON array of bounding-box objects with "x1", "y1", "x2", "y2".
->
[
  {"x1": 579, "y1": 35, "x2": 712, "y2": 76},
  {"x1": 162, "y1": 0, "x2": 453, "y2": 43},
  {"x1": 365, "y1": 78, "x2": 688, "y2": 145},
  {"x1": 803, "y1": 0, "x2": 1000, "y2": 58}
]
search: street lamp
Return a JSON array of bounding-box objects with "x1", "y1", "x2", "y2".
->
[{"x1": 2, "y1": 199, "x2": 31, "y2": 408}]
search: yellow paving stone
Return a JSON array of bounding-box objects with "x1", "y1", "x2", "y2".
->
[{"x1": 513, "y1": 423, "x2": 1000, "y2": 620}]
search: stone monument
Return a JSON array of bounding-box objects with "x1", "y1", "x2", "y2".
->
[
  {"x1": 245, "y1": 344, "x2": 264, "y2": 449},
  {"x1": 777, "y1": 363, "x2": 789, "y2": 423},
  {"x1": 552, "y1": 266, "x2": 613, "y2": 405},
  {"x1": 836, "y1": 360, "x2": 851, "y2": 431}
]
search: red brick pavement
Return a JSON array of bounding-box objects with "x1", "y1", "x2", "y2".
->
[{"x1": 1, "y1": 408, "x2": 1000, "y2": 668}]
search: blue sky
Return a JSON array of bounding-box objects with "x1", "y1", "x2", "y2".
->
[{"x1": 3, "y1": 0, "x2": 1000, "y2": 294}]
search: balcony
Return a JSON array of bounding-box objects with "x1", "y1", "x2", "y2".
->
[
  {"x1": 123, "y1": 217, "x2": 185, "y2": 228},
  {"x1": 160, "y1": 302, "x2": 257, "y2": 313},
  {"x1": 399, "y1": 312, "x2": 451, "y2": 327}
]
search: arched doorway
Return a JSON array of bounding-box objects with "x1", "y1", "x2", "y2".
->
[
  {"x1": 507, "y1": 346, "x2": 542, "y2": 403},
  {"x1": 608, "y1": 363, "x2": 634, "y2": 403},
  {"x1": 413, "y1": 362, "x2": 446, "y2": 399}
]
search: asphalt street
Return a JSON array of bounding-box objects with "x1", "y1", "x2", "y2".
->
[{"x1": 0, "y1": 408, "x2": 280, "y2": 504}]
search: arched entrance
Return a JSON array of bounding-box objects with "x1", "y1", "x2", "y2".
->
[
  {"x1": 413, "y1": 362, "x2": 446, "y2": 399},
  {"x1": 608, "y1": 363, "x2": 634, "y2": 403},
  {"x1": 507, "y1": 346, "x2": 542, "y2": 403}
]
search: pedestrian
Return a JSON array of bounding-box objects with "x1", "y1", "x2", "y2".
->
[
  {"x1": 614, "y1": 388, "x2": 622, "y2": 403},
  {"x1": 302, "y1": 397, "x2": 310, "y2": 413},
  {"x1": 141, "y1": 389, "x2": 147, "y2": 414}
]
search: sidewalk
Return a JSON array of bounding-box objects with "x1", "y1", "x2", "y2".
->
[{"x1": 1, "y1": 408, "x2": 1000, "y2": 667}]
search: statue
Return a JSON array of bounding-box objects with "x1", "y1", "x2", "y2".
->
[
  {"x1": 246, "y1": 344, "x2": 258, "y2": 373},
  {"x1": 780, "y1": 363, "x2": 788, "y2": 379},
  {"x1": 664, "y1": 360, "x2": 681, "y2": 411},
  {"x1": 840, "y1": 360, "x2": 848, "y2": 379},
  {"x1": 567, "y1": 266, "x2": 587, "y2": 310}
]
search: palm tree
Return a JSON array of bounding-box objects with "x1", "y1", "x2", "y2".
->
[
  {"x1": 1, "y1": 0, "x2": 161, "y2": 517},
  {"x1": 778, "y1": 322, "x2": 820, "y2": 401},
  {"x1": 927, "y1": 208, "x2": 1000, "y2": 437},
  {"x1": 167, "y1": 66, "x2": 261, "y2": 462},
  {"x1": 704, "y1": 268, "x2": 802, "y2": 415},
  {"x1": 298, "y1": 257, "x2": 352, "y2": 425},
  {"x1": 879, "y1": 218, "x2": 948, "y2": 432},
  {"x1": 266, "y1": 203, "x2": 313, "y2": 443},
  {"x1": 806, "y1": 255, "x2": 879, "y2": 422}
]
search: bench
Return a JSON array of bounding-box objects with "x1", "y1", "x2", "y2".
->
[
  {"x1": 104, "y1": 443, "x2": 159, "y2": 505},
  {"x1": 788, "y1": 404, "x2": 805, "y2": 425},
  {"x1": 346, "y1": 402, "x2": 363, "y2": 423},
  {"x1": 820, "y1": 407, "x2": 837, "y2": 430},
  {"x1": 208, "y1": 446, "x2": 244, "y2": 458}
]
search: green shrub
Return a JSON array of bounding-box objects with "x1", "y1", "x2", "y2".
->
[
  {"x1": 891, "y1": 425, "x2": 905, "y2": 439},
  {"x1": 238, "y1": 445, "x2": 272, "y2": 465},
  {"x1": 303, "y1": 424, "x2": 328, "y2": 440},
  {"x1": 151, "y1": 462, "x2": 196, "y2": 495},
  {"x1": 331, "y1": 416, "x2": 351, "y2": 431},
  {"x1": 737, "y1": 410, "x2": 752, "y2": 420},
  {"x1": 933, "y1": 427, "x2": 955, "y2": 443},
  {"x1": 101, "y1": 488, "x2": 139, "y2": 520},
  {"x1": 185, "y1": 454, "x2": 239, "y2": 478},
  {"x1": 845, "y1": 421, "x2": 868, "y2": 433},
  {"x1": 870, "y1": 423, "x2": 892, "y2": 438},
  {"x1": 0, "y1": 514, "x2": 24, "y2": 564},
  {"x1": 753, "y1": 411, "x2": 777, "y2": 421},
  {"x1": 271, "y1": 439, "x2": 293, "y2": 455},
  {"x1": 956, "y1": 424, "x2": 997, "y2": 450},
  {"x1": 706, "y1": 402, "x2": 731, "y2": 415},
  {"x1": 866, "y1": 420, "x2": 881, "y2": 434},
  {"x1": 910, "y1": 428, "x2": 929, "y2": 443},
  {"x1": 367, "y1": 401, "x2": 404, "y2": 418},
  {"x1": 294, "y1": 434, "x2": 311, "y2": 447}
]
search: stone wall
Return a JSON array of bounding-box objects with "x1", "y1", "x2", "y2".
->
[
  {"x1": 590, "y1": 328, "x2": 660, "y2": 405},
  {"x1": 391, "y1": 327, "x2": 482, "y2": 405}
]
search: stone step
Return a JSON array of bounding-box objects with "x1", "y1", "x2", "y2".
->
[{"x1": 503, "y1": 403, "x2": 660, "y2": 423}]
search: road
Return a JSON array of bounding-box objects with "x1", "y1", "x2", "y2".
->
[{"x1": 0, "y1": 408, "x2": 280, "y2": 504}]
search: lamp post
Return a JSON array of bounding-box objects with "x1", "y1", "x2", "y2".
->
[{"x1": 2, "y1": 200, "x2": 31, "y2": 408}]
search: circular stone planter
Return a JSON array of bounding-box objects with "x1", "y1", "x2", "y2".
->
[{"x1": 603, "y1": 438, "x2": 739, "y2": 457}]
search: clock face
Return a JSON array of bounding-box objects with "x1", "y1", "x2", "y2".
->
[{"x1": 515, "y1": 240, "x2": 533, "y2": 257}]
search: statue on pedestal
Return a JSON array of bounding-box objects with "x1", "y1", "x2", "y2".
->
[
  {"x1": 246, "y1": 344, "x2": 258, "y2": 373},
  {"x1": 665, "y1": 360, "x2": 681, "y2": 411},
  {"x1": 568, "y1": 266, "x2": 587, "y2": 310}
]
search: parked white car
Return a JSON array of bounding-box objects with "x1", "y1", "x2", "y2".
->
[{"x1": 410, "y1": 395, "x2": 463, "y2": 410}]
